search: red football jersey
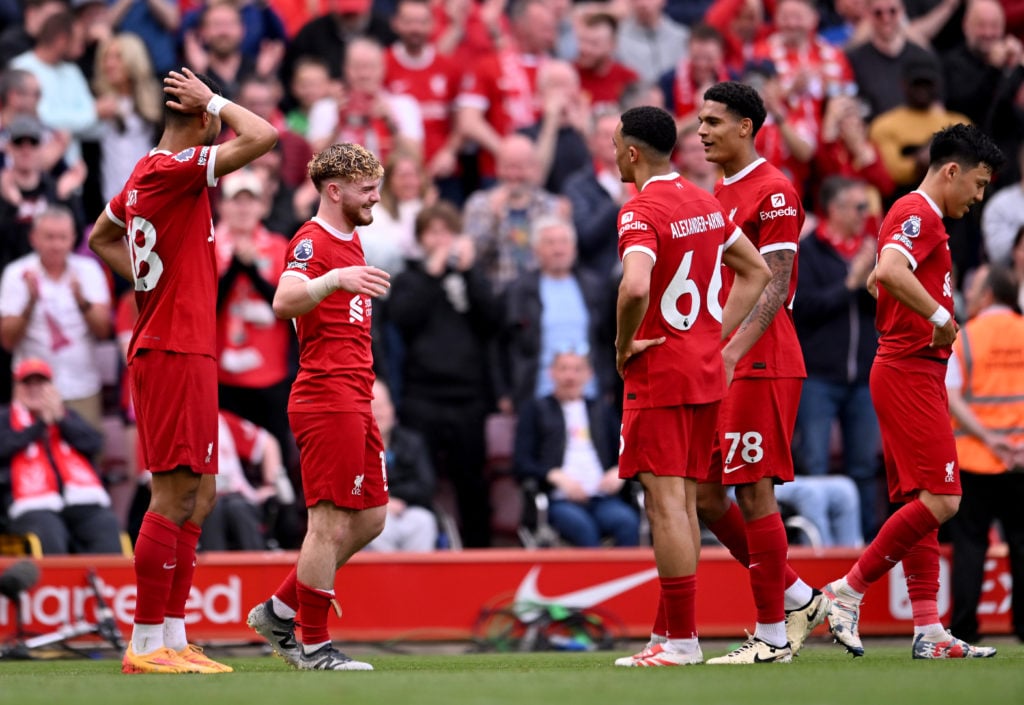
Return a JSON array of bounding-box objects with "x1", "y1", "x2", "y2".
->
[
  {"x1": 577, "y1": 62, "x2": 638, "y2": 113},
  {"x1": 106, "y1": 145, "x2": 219, "y2": 361},
  {"x1": 282, "y1": 217, "x2": 375, "y2": 413},
  {"x1": 875, "y1": 191, "x2": 953, "y2": 362},
  {"x1": 715, "y1": 158, "x2": 806, "y2": 379},
  {"x1": 384, "y1": 44, "x2": 458, "y2": 162},
  {"x1": 456, "y1": 50, "x2": 542, "y2": 176},
  {"x1": 220, "y1": 409, "x2": 263, "y2": 464},
  {"x1": 214, "y1": 226, "x2": 291, "y2": 388},
  {"x1": 618, "y1": 173, "x2": 743, "y2": 408}
]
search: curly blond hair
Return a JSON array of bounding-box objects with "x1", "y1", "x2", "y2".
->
[{"x1": 308, "y1": 143, "x2": 384, "y2": 190}]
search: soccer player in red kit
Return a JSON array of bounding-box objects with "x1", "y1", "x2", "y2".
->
[
  {"x1": 694, "y1": 81, "x2": 824, "y2": 664},
  {"x1": 246, "y1": 143, "x2": 392, "y2": 671},
  {"x1": 611, "y1": 106, "x2": 770, "y2": 667},
  {"x1": 89, "y1": 68, "x2": 278, "y2": 674},
  {"x1": 822, "y1": 124, "x2": 1003, "y2": 660}
]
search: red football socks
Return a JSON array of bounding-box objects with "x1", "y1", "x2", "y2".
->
[
  {"x1": 659, "y1": 575, "x2": 697, "y2": 640},
  {"x1": 652, "y1": 595, "x2": 667, "y2": 637},
  {"x1": 746, "y1": 513, "x2": 788, "y2": 624},
  {"x1": 903, "y1": 529, "x2": 941, "y2": 627},
  {"x1": 133, "y1": 512, "x2": 180, "y2": 625},
  {"x1": 848, "y1": 499, "x2": 940, "y2": 593},
  {"x1": 296, "y1": 580, "x2": 334, "y2": 646},
  {"x1": 707, "y1": 501, "x2": 750, "y2": 565},
  {"x1": 275, "y1": 567, "x2": 299, "y2": 613},
  {"x1": 708, "y1": 501, "x2": 802, "y2": 589},
  {"x1": 165, "y1": 520, "x2": 201, "y2": 620}
]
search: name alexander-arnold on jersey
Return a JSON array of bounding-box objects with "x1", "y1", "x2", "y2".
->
[{"x1": 671, "y1": 211, "x2": 725, "y2": 239}]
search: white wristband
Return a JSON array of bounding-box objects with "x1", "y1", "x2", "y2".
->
[
  {"x1": 206, "y1": 95, "x2": 231, "y2": 116},
  {"x1": 928, "y1": 306, "x2": 951, "y2": 327},
  {"x1": 306, "y1": 269, "x2": 340, "y2": 303}
]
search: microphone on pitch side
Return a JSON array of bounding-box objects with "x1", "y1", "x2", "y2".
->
[{"x1": 0, "y1": 560, "x2": 39, "y2": 601}]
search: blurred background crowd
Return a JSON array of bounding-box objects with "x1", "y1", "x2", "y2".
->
[{"x1": 1, "y1": 0, "x2": 1023, "y2": 556}]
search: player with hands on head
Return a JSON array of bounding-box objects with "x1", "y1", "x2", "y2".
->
[
  {"x1": 88, "y1": 66, "x2": 278, "y2": 674},
  {"x1": 246, "y1": 143, "x2": 390, "y2": 671},
  {"x1": 612, "y1": 104, "x2": 771, "y2": 667},
  {"x1": 821, "y1": 123, "x2": 1005, "y2": 660}
]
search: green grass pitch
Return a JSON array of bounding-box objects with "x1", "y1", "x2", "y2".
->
[{"x1": 2, "y1": 643, "x2": 1022, "y2": 705}]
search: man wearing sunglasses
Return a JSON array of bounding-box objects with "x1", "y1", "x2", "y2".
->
[{"x1": 845, "y1": 0, "x2": 944, "y2": 121}]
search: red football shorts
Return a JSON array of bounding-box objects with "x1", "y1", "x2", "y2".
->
[
  {"x1": 870, "y1": 358, "x2": 961, "y2": 502},
  {"x1": 129, "y1": 350, "x2": 218, "y2": 474},
  {"x1": 705, "y1": 377, "x2": 802, "y2": 486},
  {"x1": 290, "y1": 411, "x2": 388, "y2": 510},
  {"x1": 619, "y1": 402, "x2": 720, "y2": 480}
]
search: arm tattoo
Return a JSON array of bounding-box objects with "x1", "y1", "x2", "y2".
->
[{"x1": 735, "y1": 249, "x2": 794, "y2": 338}]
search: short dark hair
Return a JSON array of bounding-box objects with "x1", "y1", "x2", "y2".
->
[
  {"x1": 582, "y1": 11, "x2": 618, "y2": 33},
  {"x1": 620, "y1": 106, "x2": 677, "y2": 157},
  {"x1": 703, "y1": 81, "x2": 767, "y2": 135},
  {"x1": 983, "y1": 265, "x2": 1020, "y2": 311},
  {"x1": 414, "y1": 200, "x2": 462, "y2": 241},
  {"x1": 36, "y1": 11, "x2": 74, "y2": 45},
  {"x1": 928, "y1": 123, "x2": 1005, "y2": 174},
  {"x1": 0, "y1": 69, "x2": 33, "y2": 106},
  {"x1": 162, "y1": 71, "x2": 223, "y2": 125},
  {"x1": 689, "y1": 23, "x2": 724, "y2": 46},
  {"x1": 819, "y1": 175, "x2": 862, "y2": 210}
]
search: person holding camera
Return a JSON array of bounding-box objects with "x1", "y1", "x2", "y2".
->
[{"x1": 387, "y1": 201, "x2": 503, "y2": 548}]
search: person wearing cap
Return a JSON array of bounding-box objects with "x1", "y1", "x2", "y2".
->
[
  {"x1": 0, "y1": 357, "x2": 122, "y2": 554},
  {"x1": 0, "y1": 113, "x2": 86, "y2": 272},
  {"x1": 0, "y1": 204, "x2": 111, "y2": 429},
  {"x1": 0, "y1": 68, "x2": 76, "y2": 175},
  {"x1": 213, "y1": 168, "x2": 293, "y2": 474},
  {"x1": 868, "y1": 58, "x2": 972, "y2": 188}
]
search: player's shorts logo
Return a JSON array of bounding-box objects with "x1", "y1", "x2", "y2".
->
[
  {"x1": 293, "y1": 238, "x2": 314, "y2": 262},
  {"x1": 173, "y1": 147, "x2": 196, "y2": 162},
  {"x1": 770, "y1": 193, "x2": 786, "y2": 208},
  {"x1": 620, "y1": 211, "x2": 635, "y2": 224}
]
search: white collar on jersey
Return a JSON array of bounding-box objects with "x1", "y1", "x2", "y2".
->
[
  {"x1": 640, "y1": 171, "x2": 680, "y2": 192},
  {"x1": 312, "y1": 216, "x2": 355, "y2": 241},
  {"x1": 911, "y1": 189, "x2": 944, "y2": 219},
  {"x1": 392, "y1": 43, "x2": 437, "y2": 70},
  {"x1": 721, "y1": 157, "x2": 767, "y2": 186},
  {"x1": 150, "y1": 148, "x2": 173, "y2": 156}
]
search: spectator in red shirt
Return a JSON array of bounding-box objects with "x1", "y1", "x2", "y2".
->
[
  {"x1": 574, "y1": 12, "x2": 639, "y2": 113},
  {"x1": 660, "y1": 24, "x2": 731, "y2": 129},
  {"x1": 455, "y1": 0, "x2": 557, "y2": 182},
  {"x1": 214, "y1": 169, "x2": 294, "y2": 468},
  {"x1": 385, "y1": 0, "x2": 461, "y2": 187}
]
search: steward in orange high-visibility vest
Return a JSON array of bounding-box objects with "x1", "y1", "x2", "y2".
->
[
  {"x1": 949, "y1": 300, "x2": 1024, "y2": 474},
  {"x1": 945, "y1": 263, "x2": 1024, "y2": 644}
]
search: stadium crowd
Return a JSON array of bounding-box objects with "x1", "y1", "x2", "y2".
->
[{"x1": 0, "y1": 0, "x2": 1023, "y2": 567}]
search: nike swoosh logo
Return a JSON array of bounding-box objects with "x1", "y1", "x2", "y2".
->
[
  {"x1": 729, "y1": 207, "x2": 738, "y2": 221},
  {"x1": 724, "y1": 464, "x2": 746, "y2": 474},
  {"x1": 162, "y1": 562, "x2": 177, "y2": 570},
  {"x1": 513, "y1": 566, "x2": 658, "y2": 619}
]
